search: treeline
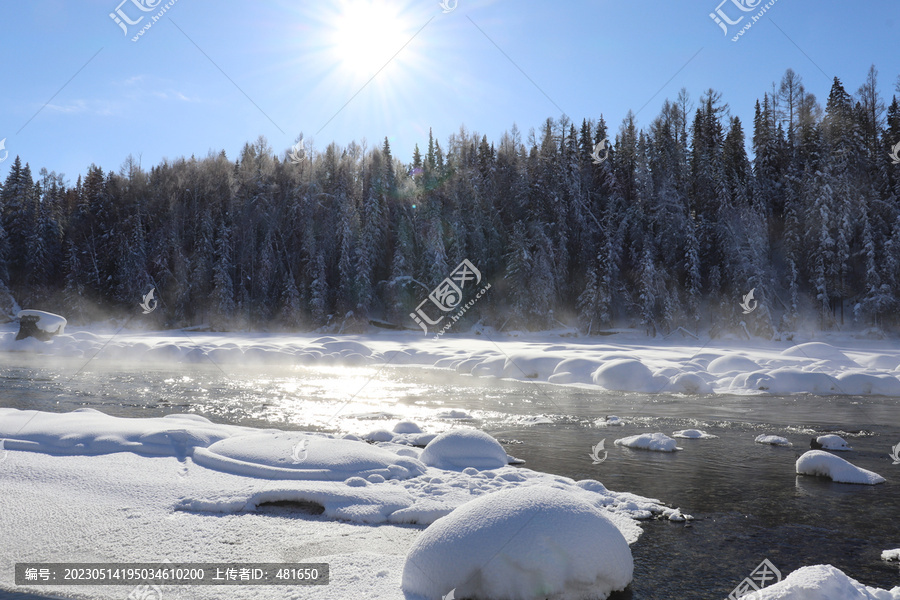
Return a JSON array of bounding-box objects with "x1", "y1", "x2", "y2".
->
[{"x1": 2, "y1": 66, "x2": 900, "y2": 335}]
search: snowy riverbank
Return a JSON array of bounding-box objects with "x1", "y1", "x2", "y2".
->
[
  {"x1": 3, "y1": 325, "x2": 900, "y2": 396},
  {"x1": 2, "y1": 326, "x2": 900, "y2": 598}
]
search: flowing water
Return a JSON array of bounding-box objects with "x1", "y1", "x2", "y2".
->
[{"x1": 3, "y1": 353, "x2": 900, "y2": 599}]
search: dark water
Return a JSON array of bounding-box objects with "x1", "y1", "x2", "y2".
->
[{"x1": 2, "y1": 354, "x2": 899, "y2": 599}]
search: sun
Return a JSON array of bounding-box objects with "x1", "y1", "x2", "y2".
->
[{"x1": 329, "y1": 0, "x2": 414, "y2": 78}]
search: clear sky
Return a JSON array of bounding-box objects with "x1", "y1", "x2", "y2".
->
[{"x1": 1, "y1": 0, "x2": 898, "y2": 184}]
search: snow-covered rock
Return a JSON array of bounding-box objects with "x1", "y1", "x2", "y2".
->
[
  {"x1": 881, "y1": 549, "x2": 900, "y2": 562},
  {"x1": 750, "y1": 564, "x2": 900, "y2": 599},
  {"x1": 401, "y1": 485, "x2": 633, "y2": 600},
  {"x1": 419, "y1": 428, "x2": 513, "y2": 470},
  {"x1": 796, "y1": 450, "x2": 884, "y2": 485},
  {"x1": 755, "y1": 434, "x2": 792, "y2": 447},
  {"x1": 667, "y1": 372, "x2": 714, "y2": 394},
  {"x1": 707, "y1": 354, "x2": 761, "y2": 374},
  {"x1": 781, "y1": 342, "x2": 852, "y2": 363},
  {"x1": 596, "y1": 415, "x2": 625, "y2": 427},
  {"x1": 614, "y1": 433, "x2": 681, "y2": 452},
  {"x1": 364, "y1": 429, "x2": 395, "y2": 443},
  {"x1": 392, "y1": 421, "x2": 423, "y2": 434},
  {"x1": 672, "y1": 429, "x2": 717, "y2": 439},
  {"x1": 814, "y1": 434, "x2": 852, "y2": 451},
  {"x1": 593, "y1": 359, "x2": 665, "y2": 392},
  {"x1": 17, "y1": 310, "x2": 67, "y2": 334}
]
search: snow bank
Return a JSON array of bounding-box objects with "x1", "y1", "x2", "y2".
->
[
  {"x1": 419, "y1": 428, "x2": 515, "y2": 470},
  {"x1": 614, "y1": 433, "x2": 681, "y2": 452},
  {"x1": 401, "y1": 485, "x2": 633, "y2": 600},
  {"x1": 4, "y1": 328, "x2": 900, "y2": 397},
  {"x1": 750, "y1": 564, "x2": 900, "y2": 599},
  {"x1": 814, "y1": 434, "x2": 852, "y2": 451},
  {"x1": 755, "y1": 434, "x2": 792, "y2": 447},
  {"x1": 796, "y1": 450, "x2": 885, "y2": 485},
  {"x1": 672, "y1": 429, "x2": 717, "y2": 439},
  {"x1": 0, "y1": 407, "x2": 248, "y2": 457}
]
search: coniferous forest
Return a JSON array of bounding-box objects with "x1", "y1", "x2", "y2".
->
[{"x1": 3, "y1": 67, "x2": 900, "y2": 336}]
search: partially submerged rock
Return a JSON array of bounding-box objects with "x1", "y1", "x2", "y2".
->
[{"x1": 15, "y1": 310, "x2": 67, "y2": 341}]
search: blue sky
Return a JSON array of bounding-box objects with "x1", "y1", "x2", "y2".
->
[{"x1": 1, "y1": 0, "x2": 898, "y2": 184}]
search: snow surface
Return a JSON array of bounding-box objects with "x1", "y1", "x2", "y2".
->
[
  {"x1": 750, "y1": 564, "x2": 900, "y2": 599},
  {"x1": 672, "y1": 429, "x2": 718, "y2": 439},
  {"x1": 814, "y1": 434, "x2": 852, "y2": 451},
  {"x1": 795, "y1": 450, "x2": 885, "y2": 485},
  {"x1": 755, "y1": 434, "x2": 793, "y2": 447},
  {"x1": 614, "y1": 433, "x2": 681, "y2": 452},
  {"x1": 401, "y1": 485, "x2": 633, "y2": 600},
  {"x1": 2, "y1": 327, "x2": 900, "y2": 396},
  {"x1": 0, "y1": 409, "x2": 690, "y2": 599},
  {"x1": 16, "y1": 309, "x2": 67, "y2": 334}
]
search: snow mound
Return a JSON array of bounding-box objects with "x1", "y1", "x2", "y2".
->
[
  {"x1": 419, "y1": 429, "x2": 514, "y2": 470},
  {"x1": 502, "y1": 353, "x2": 564, "y2": 379},
  {"x1": 393, "y1": 421, "x2": 423, "y2": 434},
  {"x1": 707, "y1": 354, "x2": 761, "y2": 374},
  {"x1": 755, "y1": 434, "x2": 792, "y2": 447},
  {"x1": 750, "y1": 564, "x2": 900, "y2": 599},
  {"x1": 814, "y1": 434, "x2": 852, "y2": 451},
  {"x1": 796, "y1": 450, "x2": 884, "y2": 485},
  {"x1": 834, "y1": 372, "x2": 900, "y2": 395},
  {"x1": 401, "y1": 485, "x2": 633, "y2": 600},
  {"x1": 595, "y1": 416, "x2": 625, "y2": 427},
  {"x1": 193, "y1": 431, "x2": 426, "y2": 481},
  {"x1": 435, "y1": 409, "x2": 473, "y2": 419},
  {"x1": 732, "y1": 368, "x2": 839, "y2": 395},
  {"x1": 672, "y1": 429, "x2": 717, "y2": 439},
  {"x1": 592, "y1": 359, "x2": 663, "y2": 392},
  {"x1": 882, "y1": 549, "x2": 900, "y2": 562},
  {"x1": 667, "y1": 372, "x2": 713, "y2": 394},
  {"x1": 781, "y1": 342, "x2": 851, "y2": 362},
  {"x1": 615, "y1": 433, "x2": 681, "y2": 452}
]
